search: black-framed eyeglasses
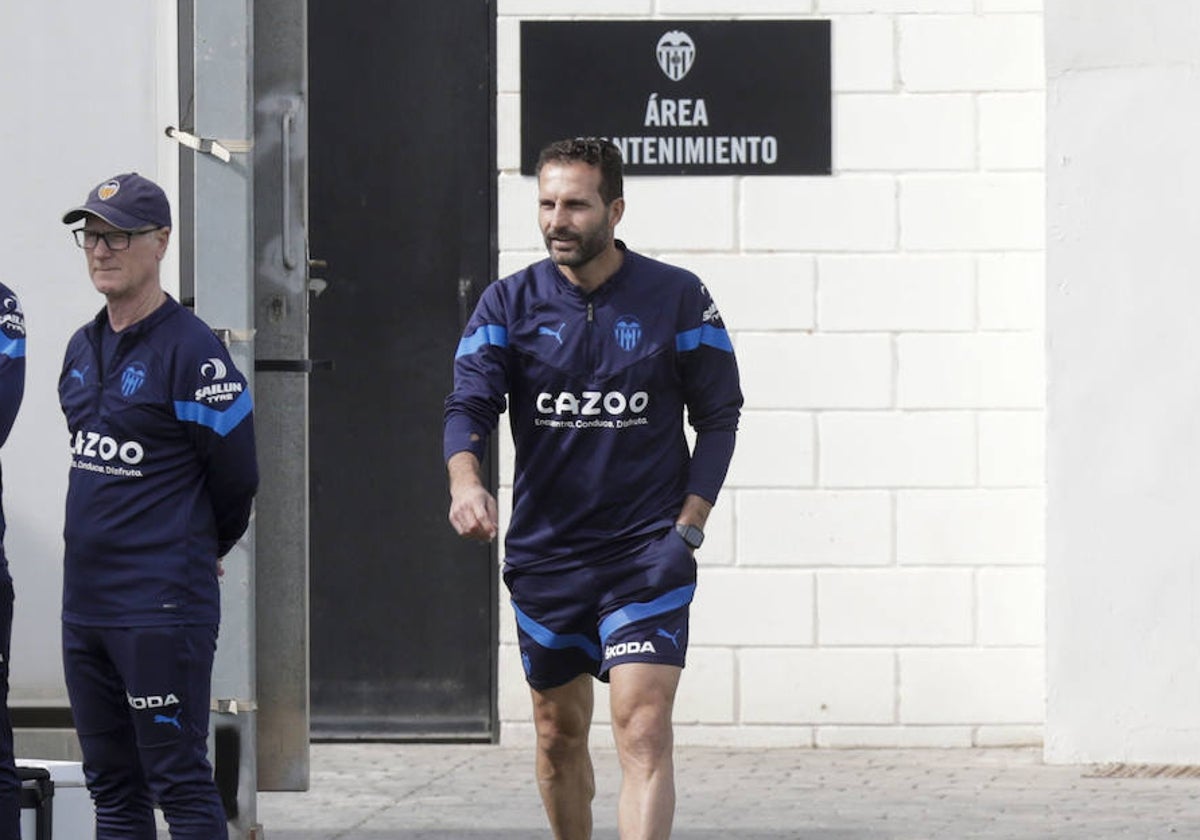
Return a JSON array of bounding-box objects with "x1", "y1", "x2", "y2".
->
[{"x1": 72, "y1": 227, "x2": 160, "y2": 251}]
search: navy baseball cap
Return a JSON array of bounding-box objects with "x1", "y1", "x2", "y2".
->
[{"x1": 62, "y1": 172, "x2": 172, "y2": 230}]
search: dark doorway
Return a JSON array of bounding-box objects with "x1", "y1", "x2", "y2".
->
[{"x1": 307, "y1": 1, "x2": 497, "y2": 739}]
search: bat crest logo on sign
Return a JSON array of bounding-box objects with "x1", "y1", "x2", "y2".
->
[{"x1": 656, "y1": 30, "x2": 696, "y2": 82}]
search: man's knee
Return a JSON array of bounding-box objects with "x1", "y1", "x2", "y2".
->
[
  {"x1": 535, "y1": 705, "x2": 591, "y2": 761},
  {"x1": 79, "y1": 730, "x2": 143, "y2": 789},
  {"x1": 613, "y1": 700, "x2": 673, "y2": 755}
]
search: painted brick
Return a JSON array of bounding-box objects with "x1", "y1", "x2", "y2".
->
[
  {"x1": 818, "y1": 255, "x2": 974, "y2": 331},
  {"x1": 673, "y1": 648, "x2": 736, "y2": 723},
  {"x1": 837, "y1": 94, "x2": 975, "y2": 170},
  {"x1": 499, "y1": 0, "x2": 650, "y2": 15},
  {"x1": 897, "y1": 489, "x2": 1044, "y2": 564},
  {"x1": 979, "y1": 411, "x2": 1044, "y2": 487},
  {"x1": 737, "y1": 490, "x2": 891, "y2": 566},
  {"x1": 497, "y1": 563, "x2": 516, "y2": 644},
  {"x1": 818, "y1": 569, "x2": 974, "y2": 645},
  {"x1": 698, "y1": 494, "x2": 736, "y2": 567},
  {"x1": 978, "y1": 567, "x2": 1045, "y2": 647},
  {"x1": 497, "y1": 643, "x2": 530, "y2": 723},
  {"x1": 981, "y1": 0, "x2": 1042, "y2": 12},
  {"x1": 497, "y1": 250, "x2": 542, "y2": 279},
  {"x1": 690, "y1": 569, "x2": 815, "y2": 645},
  {"x1": 660, "y1": 0, "x2": 814, "y2": 11},
  {"x1": 900, "y1": 648, "x2": 1044, "y2": 723},
  {"x1": 498, "y1": 433, "x2": 514, "y2": 489},
  {"x1": 820, "y1": 412, "x2": 976, "y2": 487},
  {"x1": 817, "y1": 726, "x2": 974, "y2": 748},
  {"x1": 497, "y1": 486, "x2": 513, "y2": 564},
  {"x1": 497, "y1": 174, "x2": 540, "y2": 251},
  {"x1": 496, "y1": 16, "x2": 520, "y2": 94},
  {"x1": 821, "y1": 0, "x2": 971, "y2": 11},
  {"x1": 899, "y1": 15, "x2": 1044, "y2": 92},
  {"x1": 674, "y1": 726, "x2": 815, "y2": 748},
  {"x1": 723, "y1": 411, "x2": 815, "y2": 488},
  {"x1": 975, "y1": 725, "x2": 1043, "y2": 747},
  {"x1": 664, "y1": 253, "x2": 816, "y2": 331},
  {"x1": 832, "y1": 15, "x2": 895, "y2": 93},
  {"x1": 743, "y1": 177, "x2": 897, "y2": 252},
  {"x1": 901, "y1": 174, "x2": 1045, "y2": 251},
  {"x1": 741, "y1": 649, "x2": 895, "y2": 723},
  {"x1": 897, "y1": 333, "x2": 1044, "y2": 409},
  {"x1": 736, "y1": 333, "x2": 892, "y2": 409},
  {"x1": 979, "y1": 253, "x2": 1045, "y2": 330},
  {"x1": 621, "y1": 176, "x2": 737, "y2": 250},
  {"x1": 496, "y1": 92, "x2": 520, "y2": 172},
  {"x1": 980, "y1": 92, "x2": 1045, "y2": 170}
]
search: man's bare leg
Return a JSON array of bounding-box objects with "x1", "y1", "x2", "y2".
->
[
  {"x1": 609, "y1": 663, "x2": 681, "y2": 840},
  {"x1": 531, "y1": 673, "x2": 596, "y2": 840}
]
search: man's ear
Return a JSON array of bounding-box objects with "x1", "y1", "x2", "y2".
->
[
  {"x1": 608, "y1": 197, "x2": 626, "y2": 228},
  {"x1": 156, "y1": 227, "x2": 172, "y2": 259}
]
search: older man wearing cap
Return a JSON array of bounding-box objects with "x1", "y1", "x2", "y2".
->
[{"x1": 57, "y1": 172, "x2": 258, "y2": 839}]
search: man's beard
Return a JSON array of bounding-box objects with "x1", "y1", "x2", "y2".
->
[{"x1": 544, "y1": 226, "x2": 610, "y2": 268}]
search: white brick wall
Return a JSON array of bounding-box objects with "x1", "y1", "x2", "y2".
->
[{"x1": 497, "y1": 5, "x2": 1045, "y2": 748}]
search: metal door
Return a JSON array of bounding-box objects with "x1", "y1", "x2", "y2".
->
[{"x1": 307, "y1": 1, "x2": 497, "y2": 739}]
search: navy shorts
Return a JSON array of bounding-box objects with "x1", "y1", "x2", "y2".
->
[{"x1": 504, "y1": 527, "x2": 698, "y2": 690}]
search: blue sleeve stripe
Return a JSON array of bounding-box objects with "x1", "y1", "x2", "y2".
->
[
  {"x1": 598, "y1": 583, "x2": 696, "y2": 645},
  {"x1": 174, "y1": 389, "x2": 254, "y2": 437},
  {"x1": 676, "y1": 324, "x2": 733, "y2": 353},
  {"x1": 513, "y1": 602, "x2": 601, "y2": 661},
  {"x1": 455, "y1": 324, "x2": 508, "y2": 359},
  {"x1": 0, "y1": 338, "x2": 25, "y2": 359}
]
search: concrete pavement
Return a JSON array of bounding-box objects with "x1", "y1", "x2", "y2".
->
[{"x1": 242, "y1": 743, "x2": 1200, "y2": 839}]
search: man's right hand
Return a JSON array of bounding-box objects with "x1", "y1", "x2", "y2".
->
[{"x1": 447, "y1": 451, "x2": 499, "y2": 542}]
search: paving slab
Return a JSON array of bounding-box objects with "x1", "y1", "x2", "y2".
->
[{"x1": 215, "y1": 744, "x2": 1200, "y2": 839}]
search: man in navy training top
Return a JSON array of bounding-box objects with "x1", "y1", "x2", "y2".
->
[
  {"x1": 0, "y1": 283, "x2": 24, "y2": 839},
  {"x1": 445, "y1": 137, "x2": 742, "y2": 840},
  {"x1": 58, "y1": 172, "x2": 258, "y2": 840}
]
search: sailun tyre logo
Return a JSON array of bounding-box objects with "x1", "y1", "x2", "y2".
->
[
  {"x1": 200, "y1": 357, "x2": 227, "y2": 380},
  {"x1": 196, "y1": 356, "x2": 243, "y2": 404},
  {"x1": 656, "y1": 30, "x2": 696, "y2": 82}
]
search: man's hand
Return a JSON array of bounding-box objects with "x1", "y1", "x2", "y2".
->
[{"x1": 447, "y1": 451, "x2": 499, "y2": 542}]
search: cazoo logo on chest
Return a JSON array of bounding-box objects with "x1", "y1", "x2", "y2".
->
[
  {"x1": 71, "y1": 430, "x2": 145, "y2": 465},
  {"x1": 536, "y1": 390, "x2": 649, "y2": 417}
]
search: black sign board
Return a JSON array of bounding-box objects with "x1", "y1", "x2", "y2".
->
[{"x1": 520, "y1": 20, "x2": 831, "y2": 176}]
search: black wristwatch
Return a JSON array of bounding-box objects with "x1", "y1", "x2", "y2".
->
[{"x1": 675, "y1": 523, "x2": 705, "y2": 550}]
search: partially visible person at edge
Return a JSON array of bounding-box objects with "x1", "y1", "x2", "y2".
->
[
  {"x1": 444, "y1": 137, "x2": 743, "y2": 840},
  {"x1": 58, "y1": 172, "x2": 258, "y2": 840},
  {"x1": 0, "y1": 282, "x2": 24, "y2": 839}
]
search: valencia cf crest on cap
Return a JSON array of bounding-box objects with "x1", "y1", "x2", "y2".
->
[{"x1": 62, "y1": 172, "x2": 172, "y2": 231}]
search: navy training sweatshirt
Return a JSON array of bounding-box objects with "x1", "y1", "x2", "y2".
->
[{"x1": 445, "y1": 243, "x2": 743, "y2": 571}]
